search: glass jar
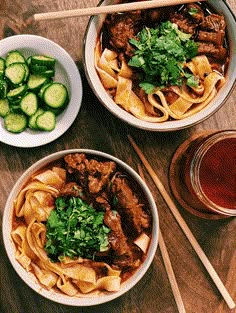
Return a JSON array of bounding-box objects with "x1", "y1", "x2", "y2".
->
[{"x1": 169, "y1": 130, "x2": 236, "y2": 219}]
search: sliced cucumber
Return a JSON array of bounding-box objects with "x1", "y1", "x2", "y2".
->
[
  {"x1": 0, "y1": 58, "x2": 5, "y2": 77},
  {"x1": 20, "y1": 92, "x2": 38, "y2": 116},
  {"x1": 0, "y1": 79, "x2": 8, "y2": 99},
  {"x1": 22, "y1": 63, "x2": 30, "y2": 82},
  {"x1": 43, "y1": 82, "x2": 68, "y2": 109},
  {"x1": 36, "y1": 110, "x2": 56, "y2": 131},
  {"x1": 7, "y1": 85, "x2": 27, "y2": 101},
  {"x1": 9, "y1": 103, "x2": 21, "y2": 112},
  {"x1": 31, "y1": 55, "x2": 56, "y2": 68},
  {"x1": 30, "y1": 64, "x2": 48, "y2": 74},
  {"x1": 38, "y1": 82, "x2": 52, "y2": 98},
  {"x1": 28, "y1": 108, "x2": 44, "y2": 129},
  {"x1": 4, "y1": 112, "x2": 28, "y2": 133},
  {"x1": 5, "y1": 50, "x2": 26, "y2": 67},
  {"x1": 41, "y1": 69, "x2": 55, "y2": 78},
  {"x1": 0, "y1": 98, "x2": 10, "y2": 117},
  {"x1": 27, "y1": 74, "x2": 48, "y2": 91},
  {"x1": 0, "y1": 50, "x2": 68, "y2": 133},
  {"x1": 5, "y1": 63, "x2": 26, "y2": 85}
]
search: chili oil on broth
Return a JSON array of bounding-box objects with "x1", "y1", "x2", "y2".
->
[
  {"x1": 10, "y1": 153, "x2": 153, "y2": 297},
  {"x1": 95, "y1": 1, "x2": 229, "y2": 123}
]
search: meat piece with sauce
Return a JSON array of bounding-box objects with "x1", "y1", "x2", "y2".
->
[
  {"x1": 111, "y1": 175, "x2": 150, "y2": 235},
  {"x1": 200, "y1": 14, "x2": 226, "y2": 32},
  {"x1": 104, "y1": 209, "x2": 141, "y2": 268},
  {"x1": 170, "y1": 3, "x2": 204, "y2": 35},
  {"x1": 105, "y1": 11, "x2": 143, "y2": 57},
  {"x1": 64, "y1": 153, "x2": 116, "y2": 194},
  {"x1": 197, "y1": 43, "x2": 227, "y2": 61}
]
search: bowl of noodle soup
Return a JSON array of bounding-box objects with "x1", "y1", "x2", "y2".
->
[
  {"x1": 3, "y1": 149, "x2": 159, "y2": 306},
  {"x1": 83, "y1": 0, "x2": 236, "y2": 131}
]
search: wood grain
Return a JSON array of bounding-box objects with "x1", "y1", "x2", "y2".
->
[{"x1": 0, "y1": 1, "x2": 236, "y2": 313}]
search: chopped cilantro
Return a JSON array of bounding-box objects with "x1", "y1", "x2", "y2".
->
[
  {"x1": 128, "y1": 21, "x2": 198, "y2": 93},
  {"x1": 45, "y1": 197, "x2": 110, "y2": 261},
  {"x1": 188, "y1": 8, "x2": 199, "y2": 16},
  {"x1": 185, "y1": 72, "x2": 199, "y2": 87}
]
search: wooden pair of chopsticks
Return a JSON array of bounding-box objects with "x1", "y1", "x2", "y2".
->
[
  {"x1": 128, "y1": 135, "x2": 235, "y2": 311},
  {"x1": 33, "y1": 0, "x2": 206, "y2": 21},
  {"x1": 137, "y1": 164, "x2": 186, "y2": 313}
]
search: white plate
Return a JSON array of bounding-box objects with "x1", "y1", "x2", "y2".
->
[{"x1": 0, "y1": 35, "x2": 82, "y2": 147}]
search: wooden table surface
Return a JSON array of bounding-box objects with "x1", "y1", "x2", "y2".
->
[{"x1": 0, "y1": 1, "x2": 236, "y2": 312}]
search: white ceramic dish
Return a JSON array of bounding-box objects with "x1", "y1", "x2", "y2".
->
[
  {"x1": 2, "y1": 149, "x2": 159, "y2": 306},
  {"x1": 0, "y1": 35, "x2": 82, "y2": 147},
  {"x1": 83, "y1": 0, "x2": 236, "y2": 131}
]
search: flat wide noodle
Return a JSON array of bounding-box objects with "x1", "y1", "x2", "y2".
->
[
  {"x1": 171, "y1": 71, "x2": 225, "y2": 104},
  {"x1": 192, "y1": 55, "x2": 212, "y2": 80},
  {"x1": 134, "y1": 232, "x2": 150, "y2": 253},
  {"x1": 115, "y1": 76, "x2": 169, "y2": 122}
]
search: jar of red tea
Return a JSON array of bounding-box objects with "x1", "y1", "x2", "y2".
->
[{"x1": 169, "y1": 130, "x2": 236, "y2": 219}]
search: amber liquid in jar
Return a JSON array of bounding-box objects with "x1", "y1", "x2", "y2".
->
[{"x1": 170, "y1": 130, "x2": 236, "y2": 219}]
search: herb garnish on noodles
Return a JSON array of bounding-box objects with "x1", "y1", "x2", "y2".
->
[
  {"x1": 128, "y1": 21, "x2": 199, "y2": 93},
  {"x1": 45, "y1": 196, "x2": 111, "y2": 261}
]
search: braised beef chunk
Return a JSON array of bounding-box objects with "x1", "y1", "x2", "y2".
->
[
  {"x1": 200, "y1": 14, "x2": 226, "y2": 32},
  {"x1": 60, "y1": 182, "x2": 84, "y2": 198},
  {"x1": 197, "y1": 14, "x2": 226, "y2": 49},
  {"x1": 170, "y1": 4, "x2": 204, "y2": 35},
  {"x1": 64, "y1": 153, "x2": 86, "y2": 172},
  {"x1": 104, "y1": 209, "x2": 142, "y2": 268},
  {"x1": 64, "y1": 153, "x2": 116, "y2": 194},
  {"x1": 111, "y1": 176, "x2": 150, "y2": 235},
  {"x1": 170, "y1": 13, "x2": 197, "y2": 35},
  {"x1": 104, "y1": 209, "x2": 131, "y2": 256},
  {"x1": 197, "y1": 43, "x2": 227, "y2": 61},
  {"x1": 105, "y1": 11, "x2": 142, "y2": 57},
  {"x1": 198, "y1": 31, "x2": 225, "y2": 46},
  {"x1": 86, "y1": 159, "x2": 116, "y2": 194},
  {"x1": 184, "y1": 4, "x2": 205, "y2": 23},
  {"x1": 95, "y1": 192, "x2": 111, "y2": 210}
]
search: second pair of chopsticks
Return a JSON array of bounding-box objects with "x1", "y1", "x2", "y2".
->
[
  {"x1": 33, "y1": 0, "x2": 206, "y2": 21},
  {"x1": 128, "y1": 135, "x2": 235, "y2": 311},
  {"x1": 137, "y1": 164, "x2": 186, "y2": 313}
]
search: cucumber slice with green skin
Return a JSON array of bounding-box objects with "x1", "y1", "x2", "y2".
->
[
  {"x1": 5, "y1": 63, "x2": 26, "y2": 85},
  {"x1": 4, "y1": 112, "x2": 28, "y2": 133},
  {"x1": 27, "y1": 74, "x2": 48, "y2": 91},
  {"x1": 7, "y1": 85, "x2": 28, "y2": 101},
  {"x1": 30, "y1": 66, "x2": 55, "y2": 78},
  {"x1": 20, "y1": 92, "x2": 38, "y2": 116},
  {"x1": 38, "y1": 82, "x2": 52, "y2": 98},
  {"x1": 0, "y1": 58, "x2": 5, "y2": 77},
  {"x1": 0, "y1": 98, "x2": 10, "y2": 117},
  {"x1": 36, "y1": 110, "x2": 56, "y2": 131},
  {"x1": 30, "y1": 64, "x2": 49, "y2": 74},
  {"x1": 5, "y1": 50, "x2": 26, "y2": 67},
  {"x1": 28, "y1": 108, "x2": 44, "y2": 129},
  {"x1": 31, "y1": 55, "x2": 56, "y2": 68},
  {"x1": 22, "y1": 63, "x2": 30, "y2": 82},
  {"x1": 43, "y1": 82, "x2": 69, "y2": 109},
  {"x1": 41, "y1": 69, "x2": 55, "y2": 78},
  {"x1": 0, "y1": 79, "x2": 8, "y2": 99}
]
